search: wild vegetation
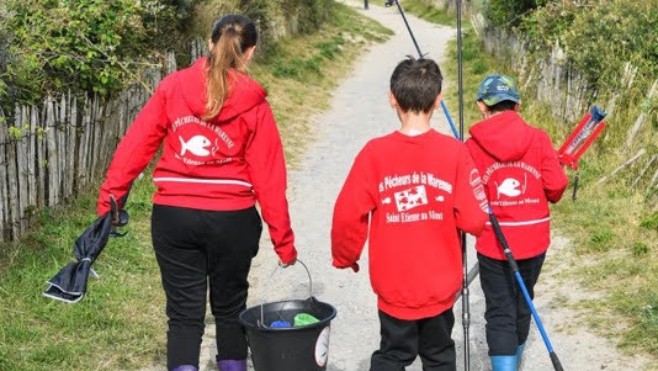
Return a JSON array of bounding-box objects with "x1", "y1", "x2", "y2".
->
[
  {"x1": 407, "y1": 0, "x2": 658, "y2": 360},
  {"x1": 0, "y1": 0, "x2": 336, "y2": 111},
  {"x1": 0, "y1": 0, "x2": 196, "y2": 107},
  {"x1": 0, "y1": 2, "x2": 392, "y2": 370}
]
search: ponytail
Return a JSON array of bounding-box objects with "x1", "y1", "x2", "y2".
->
[{"x1": 204, "y1": 15, "x2": 258, "y2": 121}]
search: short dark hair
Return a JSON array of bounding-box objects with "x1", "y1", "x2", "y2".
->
[
  {"x1": 390, "y1": 57, "x2": 443, "y2": 114},
  {"x1": 485, "y1": 100, "x2": 517, "y2": 113}
]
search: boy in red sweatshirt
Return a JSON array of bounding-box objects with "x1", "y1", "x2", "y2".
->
[
  {"x1": 465, "y1": 74, "x2": 568, "y2": 371},
  {"x1": 331, "y1": 57, "x2": 488, "y2": 371}
]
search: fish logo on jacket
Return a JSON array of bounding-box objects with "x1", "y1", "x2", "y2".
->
[
  {"x1": 179, "y1": 135, "x2": 211, "y2": 157},
  {"x1": 495, "y1": 178, "x2": 522, "y2": 198}
]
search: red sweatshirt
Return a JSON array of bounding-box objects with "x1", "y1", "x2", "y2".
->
[
  {"x1": 466, "y1": 111, "x2": 568, "y2": 261},
  {"x1": 331, "y1": 130, "x2": 488, "y2": 320},
  {"x1": 97, "y1": 58, "x2": 296, "y2": 264}
]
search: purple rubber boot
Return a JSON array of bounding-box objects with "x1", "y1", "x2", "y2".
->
[
  {"x1": 217, "y1": 359, "x2": 247, "y2": 371},
  {"x1": 171, "y1": 366, "x2": 198, "y2": 371}
]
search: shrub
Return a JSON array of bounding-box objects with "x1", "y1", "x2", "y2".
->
[
  {"x1": 0, "y1": 0, "x2": 198, "y2": 109},
  {"x1": 484, "y1": 0, "x2": 550, "y2": 27},
  {"x1": 518, "y1": 1, "x2": 658, "y2": 91}
]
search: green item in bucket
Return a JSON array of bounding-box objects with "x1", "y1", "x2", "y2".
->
[{"x1": 293, "y1": 313, "x2": 320, "y2": 327}]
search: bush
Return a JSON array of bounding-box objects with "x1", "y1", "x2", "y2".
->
[
  {"x1": 484, "y1": 0, "x2": 550, "y2": 27},
  {"x1": 0, "y1": 0, "x2": 198, "y2": 109},
  {"x1": 517, "y1": 1, "x2": 658, "y2": 91}
]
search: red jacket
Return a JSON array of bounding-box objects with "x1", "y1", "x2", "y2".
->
[
  {"x1": 466, "y1": 111, "x2": 568, "y2": 260},
  {"x1": 332, "y1": 130, "x2": 488, "y2": 320},
  {"x1": 97, "y1": 58, "x2": 296, "y2": 264}
]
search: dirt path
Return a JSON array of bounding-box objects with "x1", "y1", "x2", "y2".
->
[{"x1": 159, "y1": 2, "x2": 652, "y2": 370}]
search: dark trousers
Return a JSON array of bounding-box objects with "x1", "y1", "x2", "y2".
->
[
  {"x1": 478, "y1": 253, "x2": 545, "y2": 356},
  {"x1": 151, "y1": 205, "x2": 262, "y2": 369},
  {"x1": 370, "y1": 309, "x2": 456, "y2": 371}
]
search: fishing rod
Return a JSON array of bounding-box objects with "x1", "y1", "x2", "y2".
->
[
  {"x1": 384, "y1": 0, "x2": 460, "y2": 139},
  {"x1": 455, "y1": 1, "x2": 472, "y2": 370},
  {"x1": 488, "y1": 208, "x2": 565, "y2": 371},
  {"x1": 383, "y1": 0, "x2": 478, "y2": 286},
  {"x1": 384, "y1": 1, "x2": 474, "y2": 369}
]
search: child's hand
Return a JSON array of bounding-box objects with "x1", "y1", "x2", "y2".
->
[
  {"x1": 279, "y1": 258, "x2": 296, "y2": 268},
  {"x1": 332, "y1": 260, "x2": 360, "y2": 272}
]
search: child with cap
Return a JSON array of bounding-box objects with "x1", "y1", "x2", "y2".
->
[
  {"x1": 465, "y1": 73, "x2": 568, "y2": 371},
  {"x1": 331, "y1": 57, "x2": 488, "y2": 370}
]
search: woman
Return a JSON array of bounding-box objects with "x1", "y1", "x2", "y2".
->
[{"x1": 97, "y1": 14, "x2": 297, "y2": 371}]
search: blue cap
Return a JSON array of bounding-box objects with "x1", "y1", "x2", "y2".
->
[{"x1": 476, "y1": 73, "x2": 521, "y2": 106}]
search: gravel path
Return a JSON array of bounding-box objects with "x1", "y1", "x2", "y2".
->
[{"x1": 155, "y1": 2, "x2": 653, "y2": 370}]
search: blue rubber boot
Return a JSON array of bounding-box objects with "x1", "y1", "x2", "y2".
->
[
  {"x1": 217, "y1": 359, "x2": 247, "y2": 371},
  {"x1": 491, "y1": 355, "x2": 517, "y2": 371},
  {"x1": 516, "y1": 343, "x2": 526, "y2": 369},
  {"x1": 171, "y1": 366, "x2": 198, "y2": 371}
]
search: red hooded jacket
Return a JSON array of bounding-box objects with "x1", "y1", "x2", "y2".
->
[
  {"x1": 332, "y1": 130, "x2": 488, "y2": 320},
  {"x1": 97, "y1": 58, "x2": 296, "y2": 264},
  {"x1": 466, "y1": 111, "x2": 568, "y2": 260}
]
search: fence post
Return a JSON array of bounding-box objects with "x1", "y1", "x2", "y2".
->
[{"x1": 364, "y1": 0, "x2": 369, "y2": 9}]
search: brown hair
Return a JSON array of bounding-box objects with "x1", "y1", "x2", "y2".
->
[
  {"x1": 390, "y1": 57, "x2": 443, "y2": 114},
  {"x1": 204, "y1": 15, "x2": 258, "y2": 120}
]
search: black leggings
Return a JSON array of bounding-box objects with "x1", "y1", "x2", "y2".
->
[
  {"x1": 151, "y1": 204, "x2": 262, "y2": 369},
  {"x1": 478, "y1": 252, "x2": 545, "y2": 356}
]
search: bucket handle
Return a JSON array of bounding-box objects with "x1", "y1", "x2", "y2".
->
[
  {"x1": 266, "y1": 258, "x2": 313, "y2": 298},
  {"x1": 258, "y1": 259, "x2": 314, "y2": 328}
]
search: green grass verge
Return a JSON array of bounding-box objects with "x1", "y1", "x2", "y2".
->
[
  {"x1": 401, "y1": 0, "x2": 456, "y2": 26},
  {"x1": 0, "y1": 3, "x2": 392, "y2": 370},
  {"x1": 405, "y1": 0, "x2": 658, "y2": 365},
  {"x1": 0, "y1": 180, "x2": 163, "y2": 370}
]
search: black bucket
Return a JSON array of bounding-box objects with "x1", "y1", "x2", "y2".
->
[{"x1": 239, "y1": 296, "x2": 337, "y2": 371}]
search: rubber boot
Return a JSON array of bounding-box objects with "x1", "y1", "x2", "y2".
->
[
  {"x1": 491, "y1": 355, "x2": 517, "y2": 371},
  {"x1": 516, "y1": 343, "x2": 526, "y2": 369},
  {"x1": 217, "y1": 359, "x2": 247, "y2": 371},
  {"x1": 171, "y1": 366, "x2": 198, "y2": 371}
]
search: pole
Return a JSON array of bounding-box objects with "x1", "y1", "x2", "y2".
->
[
  {"x1": 364, "y1": 0, "x2": 369, "y2": 10},
  {"x1": 488, "y1": 211, "x2": 565, "y2": 371},
  {"x1": 456, "y1": 0, "x2": 470, "y2": 370},
  {"x1": 385, "y1": 0, "x2": 460, "y2": 139}
]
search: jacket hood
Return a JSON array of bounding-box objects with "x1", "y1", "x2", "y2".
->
[
  {"x1": 179, "y1": 57, "x2": 267, "y2": 122},
  {"x1": 468, "y1": 110, "x2": 534, "y2": 162}
]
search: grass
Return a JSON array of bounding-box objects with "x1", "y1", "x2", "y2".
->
[
  {"x1": 401, "y1": 0, "x2": 456, "y2": 26},
  {"x1": 0, "y1": 180, "x2": 164, "y2": 370},
  {"x1": 405, "y1": 0, "x2": 658, "y2": 366},
  {"x1": 250, "y1": 4, "x2": 392, "y2": 166},
  {"x1": 0, "y1": 3, "x2": 392, "y2": 370}
]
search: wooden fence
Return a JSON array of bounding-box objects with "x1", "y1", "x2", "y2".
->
[
  {"x1": 471, "y1": 12, "x2": 658, "y2": 190},
  {"x1": 0, "y1": 0, "x2": 329, "y2": 243},
  {"x1": 0, "y1": 56, "x2": 175, "y2": 242},
  {"x1": 471, "y1": 12, "x2": 590, "y2": 122}
]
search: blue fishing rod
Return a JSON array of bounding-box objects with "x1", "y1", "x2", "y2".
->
[
  {"x1": 383, "y1": 1, "x2": 477, "y2": 369},
  {"x1": 384, "y1": 0, "x2": 479, "y2": 291},
  {"x1": 450, "y1": 0, "x2": 563, "y2": 365},
  {"x1": 488, "y1": 208, "x2": 565, "y2": 371},
  {"x1": 384, "y1": 0, "x2": 460, "y2": 139},
  {"x1": 383, "y1": 1, "x2": 475, "y2": 369}
]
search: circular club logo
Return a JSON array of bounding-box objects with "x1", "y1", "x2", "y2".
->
[{"x1": 314, "y1": 326, "x2": 331, "y2": 367}]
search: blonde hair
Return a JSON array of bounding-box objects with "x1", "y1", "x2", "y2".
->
[{"x1": 204, "y1": 15, "x2": 258, "y2": 121}]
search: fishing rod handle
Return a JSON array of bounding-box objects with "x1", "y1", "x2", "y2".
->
[
  {"x1": 550, "y1": 352, "x2": 564, "y2": 371},
  {"x1": 488, "y1": 212, "x2": 520, "y2": 271}
]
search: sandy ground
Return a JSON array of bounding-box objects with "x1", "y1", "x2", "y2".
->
[{"x1": 144, "y1": 2, "x2": 655, "y2": 370}]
